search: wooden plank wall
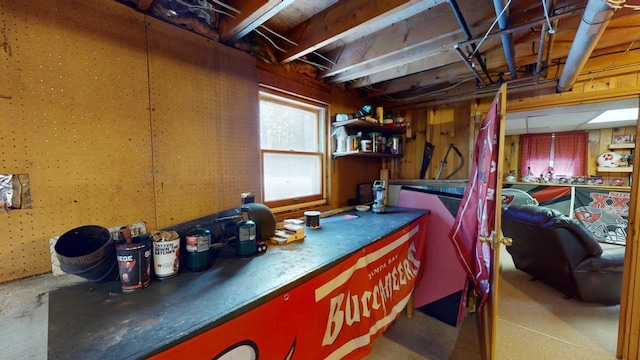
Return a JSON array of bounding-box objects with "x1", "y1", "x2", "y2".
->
[
  {"x1": 399, "y1": 98, "x2": 492, "y2": 180},
  {"x1": 0, "y1": 0, "x2": 260, "y2": 282}
]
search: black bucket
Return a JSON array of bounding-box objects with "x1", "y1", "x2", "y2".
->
[{"x1": 55, "y1": 225, "x2": 119, "y2": 282}]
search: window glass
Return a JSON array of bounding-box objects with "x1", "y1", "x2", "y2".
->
[{"x1": 259, "y1": 91, "x2": 326, "y2": 208}]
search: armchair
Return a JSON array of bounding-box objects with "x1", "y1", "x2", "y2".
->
[{"x1": 501, "y1": 204, "x2": 625, "y2": 305}]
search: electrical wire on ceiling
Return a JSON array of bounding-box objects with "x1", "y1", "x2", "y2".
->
[
  {"x1": 251, "y1": 26, "x2": 331, "y2": 70},
  {"x1": 587, "y1": 35, "x2": 640, "y2": 82},
  {"x1": 191, "y1": 1, "x2": 335, "y2": 70},
  {"x1": 204, "y1": 0, "x2": 240, "y2": 14},
  {"x1": 176, "y1": 0, "x2": 237, "y2": 18},
  {"x1": 541, "y1": 0, "x2": 556, "y2": 33},
  {"x1": 254, "y1": 29, "x2": 287, "y2": 52},
  {"x1": 472, "y1": 0, "x2": 513, "y2": 57}
]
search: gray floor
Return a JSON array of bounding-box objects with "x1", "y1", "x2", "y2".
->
[{"x1": 0, "y1": 273, "x2": 479, "y2": 360}]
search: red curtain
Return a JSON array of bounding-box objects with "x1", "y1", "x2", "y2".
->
[
  {"x1": 519, "y1": 133, "x2": 553, "y2": 178},
  {"x1": 553, "y1": 132, "x2": 588, "y2": 177},
  {"x1": 519, "y1": 132, "x2": 588, "y2": 179}
]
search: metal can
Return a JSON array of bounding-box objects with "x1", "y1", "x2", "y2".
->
[
  {"x1": 389, "y1": 135, "x2": 403, "y2": 155},
  {"x1": 185, "y1": 225, "x2": 212, "y2": 272}
]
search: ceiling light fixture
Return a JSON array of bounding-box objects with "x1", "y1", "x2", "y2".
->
[{"x1": 588, "y1": 108, "x2": 639, "y2": 123}]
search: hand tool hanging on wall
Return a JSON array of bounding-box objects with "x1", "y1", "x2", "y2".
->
[
  {"x1": 436, "y1": 144, "x2": 464, "y2": 179},
  {"x1": 419, "y1": 142, "x2": 435, "y2": 179}
]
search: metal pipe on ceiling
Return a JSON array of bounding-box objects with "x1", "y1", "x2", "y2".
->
[
  {"x1": 556, "y1": 0, "x2": 615, "y2": 92},
  {"x1": 493, "y1": 0, "x2": 518, "y2": 80},
  {"x1": 449, "y1": 0, "x2": 494, "y2": 84},
  {"x1": 535, "y1": 0, "x2": 555, "y2": 81},
  {"x1": 454, "y1": 45, "x2": 488, "y2": 86}
]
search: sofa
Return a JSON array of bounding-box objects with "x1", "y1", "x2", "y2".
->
[{"x1": 501, "y1": 204, "x2": 625, "y2": 305}]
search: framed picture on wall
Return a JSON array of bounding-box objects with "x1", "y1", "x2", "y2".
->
[
  {"x1": 358, "y1": 183, "x2": 373, "y2": 204},
  {"x1": 613, "y1": 134, "x2": 634, "y2": 144}
]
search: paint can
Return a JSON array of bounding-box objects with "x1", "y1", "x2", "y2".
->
[
  {"x1": 116, "y1": 234, "x2": 151, "y2": 292},
  {"x1": 152, "y1": 237, "x2": 180, "y2": 280},
  {"x1": 304, "y1": 211, "x2": 321, "y2": 229}
]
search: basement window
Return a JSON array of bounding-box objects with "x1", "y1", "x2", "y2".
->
[{"x1": 259, "y1": 90, "x2": 327, "y2": 211}]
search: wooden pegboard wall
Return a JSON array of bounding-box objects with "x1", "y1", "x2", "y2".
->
[
  {"x1": 1, "y1": 0, "x2": 263, "y2": 283},
  {"x1": 146, "y1": 17, "x2": 261, "y2": 229},
  {"x1": 0, "y1": 0, "x2": 153, "y2": 282}
]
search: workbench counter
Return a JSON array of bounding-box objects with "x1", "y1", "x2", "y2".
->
[{"x1": 48, "y1": 207, "x2": 429, "y2": 359}]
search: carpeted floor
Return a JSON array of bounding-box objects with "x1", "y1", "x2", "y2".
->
[
  {"x1": 496, "y1": 246, "x2": 620, "y2": 360},
  {"x1": 366, "y1": 246, "x2": 621, "y2": 360}
]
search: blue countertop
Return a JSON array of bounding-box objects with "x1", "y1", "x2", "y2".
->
[{"x1": 47, "y1": 206, "x2": 428, "y2": 359}]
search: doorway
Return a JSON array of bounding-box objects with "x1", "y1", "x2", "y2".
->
[{"x1": 495, "y1": 97, "x2": 636, "y2": 359}]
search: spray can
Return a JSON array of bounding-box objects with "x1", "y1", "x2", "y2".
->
[
  {"x1": 185, "y1": 225, "x2": 212, "y2": 272},
  {"x1": 236, "y1": 207, "x2": 256, "y2": 257}
]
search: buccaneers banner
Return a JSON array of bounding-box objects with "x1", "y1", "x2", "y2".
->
[
  {"x1": 573, "y1": 187, "x2": 629, "y2": 245},
  {"x1": 150, "y1": 216, "x2": 428, "y2": 360},
  {"x1": 502, "y1": 183, "x2": 572, "y2": 215},
  {"x1": 450, "y1": 99, "x2": 499, "y2": 307}
]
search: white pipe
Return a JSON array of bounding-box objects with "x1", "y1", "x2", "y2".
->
[{"x1": 556, "y1": 0, "x2": 615, "y2": 92}]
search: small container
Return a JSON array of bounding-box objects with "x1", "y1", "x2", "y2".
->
[
  {"x1": 304, "y1": 211, "x2": 321, "y2": 229},
  {"x1": 152, "y1": 236, "x2": 180, "y2": 280},
  {"x1": 236, "y1": 207, "x2": 257, "y2": 257},
  {"x1": 376, "y1": 107, "x2": 384, "y2": 123},
  {"x1": 361, "y1": 139, "x2": 372, "y2": 152},
  {"x1": 389, "y1": 135, "x2": 403, "y2": 155},
  {"x1": 369, "y1": 132, "x2": 383, "y2": 153},
  {"x1": 347, "y1": 135, "x2": 359, "y2": 152},
  {"x1": 116, "y1": 234, "x2": 152, "y2": 292},
  {"x1": 185, "y1": 225, "x2": 212, "y2": 272}
]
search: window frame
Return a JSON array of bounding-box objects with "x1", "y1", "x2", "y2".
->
[{"x1": 258, "y1": 89, "x2": 328, "y2": 211}]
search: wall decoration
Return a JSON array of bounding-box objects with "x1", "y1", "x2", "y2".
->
[{"x1": 613, "y1": 134, "x2": 634, "y2": 144}]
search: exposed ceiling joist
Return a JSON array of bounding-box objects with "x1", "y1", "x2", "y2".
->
[
  {"x1": 119, "y1": 0, "x2": 640, "y2": 134},
  {"x1": 218, "y1": 0, "x2": 296, "y2": 44},
  {"x1": 318, "y1": 0, "x2": 490, "y2": 79},
  {"x1": 276, "y1": 0, "x2": 447, "y2": 64}
]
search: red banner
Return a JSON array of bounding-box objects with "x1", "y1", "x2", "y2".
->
[
  {"x1": 150, "y1": 215, "x2": 428, "y2": 360},
  {"x1": 450, "y1": 99, "x2": 499, "y2": 306}
]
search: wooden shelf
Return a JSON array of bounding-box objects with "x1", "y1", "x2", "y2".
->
[
  {"x1": 597, "y1": 166, "x2": 633, "y2": 173},
  {"x1": 609, "y1": 143, "x2": 635, "y2": 149},
  {"x1": 332, "y1": 119, "x2": 404, "y2": 135},
  {"x1": 333, "y1": 151, "x2": 401, "y2": 159}
]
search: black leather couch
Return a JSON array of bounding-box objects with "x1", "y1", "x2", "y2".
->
[{"x1": 502, "y1": 204, "x2": 625, "y2": 305}]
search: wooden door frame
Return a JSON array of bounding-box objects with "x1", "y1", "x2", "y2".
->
[{"x1": 505, "y1": 92, "x2": 639, "y2": 360}]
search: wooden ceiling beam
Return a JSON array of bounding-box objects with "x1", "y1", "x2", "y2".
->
[
  {"x1": 319, "y1": 0, "x2": 492, "y2": 79},
  {"x1": 334, "y1": 45, "x2": 462, "y2": 85},
  {"x1": 277, "y1": 0, "x2": 448, "y2": 64},
  {"x1": 363, "y1": 62, "x2": 477, "y2": 99},
  {"x1": 218, "y1": 0, "x2": 296, "y2": 44},
  {"x1": 345, "y1": 51, "x2": 462, "y2": 89}
]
